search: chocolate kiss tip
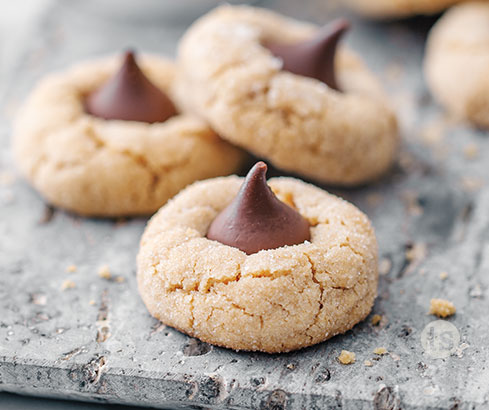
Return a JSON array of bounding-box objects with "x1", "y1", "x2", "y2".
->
[
  {"x1": 123, "y1": 49, "x2": 136, "y2": 64},
  {"x1": 328, "y1": 18, "x2": 351, "y2": 33},
  {"x1": 206, "y1": 161, "x2": 311, "y2": 255},
  {"x1": 265, "y1": 18, "x2": 350, "y2": 91},
  {"x1": 85, "y1": 50, "x2": 177, "y2": 123},
  {"x1": 250, "y1": 160, "x2": 267, "y2": 178}
]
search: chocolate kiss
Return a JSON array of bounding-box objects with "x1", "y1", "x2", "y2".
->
[
  {"x1": 207, "y1": 162, "x2": 311, "y2": 254},
  {"x1": 85, "y1": 50, "x2": 177, "y2": 123},
  {"x1": 265, "y1": 19, "x2": 350, "y2": 91}
]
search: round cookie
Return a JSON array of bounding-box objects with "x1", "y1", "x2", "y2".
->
[
  {"x1": 342, "y1": 0, "x2": 469, "y2": 18},
  {"x1": 12, "y1": 53, "x2": 245, "y2": 217},
  {"x1": 175, "y1": 5, "x2": 398, "y2": 186},
  {"x1": 137, "y1": 168, "x2": 378, "y2": 353},
  {"x1": 425, "y1": 2, "x2": 489, "y2": 128}
]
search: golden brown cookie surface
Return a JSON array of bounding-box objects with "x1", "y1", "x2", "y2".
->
[
  {"x1": 176, "y1": 6, "x2": 398, "y2": 186},
  {"x1": 137, "y1": 175, "x2": 378, "y2": 353},
  {"x1": 12, "y1": 54, "x2": 245, "y2": 217}
]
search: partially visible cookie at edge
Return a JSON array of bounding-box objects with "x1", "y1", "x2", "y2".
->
[{"x1": 425, "y1": 2, "x2": 489, "y2": 128}]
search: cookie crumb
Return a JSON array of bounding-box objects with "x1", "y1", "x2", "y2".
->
[
  {"x1": 371, "y1": 314, "x2": 382, "y2": 326},
  {"x1": 406, "y1": 242, "x2": 427, "y2": 262},
  {"x1": 463, "y1": 143, "x2": 479, "y2": 159},
  {"x1": 402, "y1": 190, "x2": 423, "y2": 216},
  {"x1": 30, "y1": 293, "x2": 47, "y2": 306},
  {"x1": 338, "y1": 350, "x2": 355, "y2": 365},
  {"x1": 439, "y1": 271, "x2": 448, "y2": 280},
  {"x1": 373, "y1": 347, "x2": 388, "y2": 355},
  {"x1": 379, "y1": 258, "x2": 392, "y2": 276},
  {"x1": 364, "y1": 360, "x2": 373, "y2": 367},
  {"x1": 429, "y1": 298, "x2": 456, "y2": 318},
  {"x1": 61, "y1": 280, "x2": 76, "y2": 291},
  {"x1": 455, "y1": 342, "x2": 469, "y2": 358},
  {"x1": 460, "y1": 177, "x2": 483, "y2": 192},
  {"x1": 66, "y1": 264, "x2": 77, "y2": 273},
  {"x1": 115, "y1": 276, "x2": 125, "y2": 283},
  {"x1": 469, "y1": 284, "x2": 482, "y2": 298},
  {"x1": 286, "y1": 363, "x2": 296, "y2": 370},
  {"x1": 420, "y1": 119, "x2": 446, "y2": 146},
  {"x1": 89, "y1": 299, "x2": 96, "y2": 306},
  {"x1": 98, "y1": 265, "x2": 112, "y2": 280},
  {"x1": 390, "y1": 353, "x2": 401, "y2": 361}
]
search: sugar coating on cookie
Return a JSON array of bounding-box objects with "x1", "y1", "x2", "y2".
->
[
  {"x1": 12, "y1": 54, "x2": 245, "y2": 217},
  {"x1": 137, "y1": 175, "x2": 378, "y2": 353},
  {"x1": 343, "y1": 0, "x2": 469, "y2": 18},
  {"x1": 425, "y1": 2, "x2": 489, "y2": 128},
  {"x1": 175, "y1": 6, "x2": 398, "y2": 186}
]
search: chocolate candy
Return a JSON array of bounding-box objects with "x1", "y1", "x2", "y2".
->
[
  {"x1": 207, "y1": 162, "x2": 311, "y2": 254},
  {"x1": 265, "y1": 19, "x2": 350, "y2": 91},
  {"x1": 85, "y1": 50, "x2": 177, "y2": 123}
]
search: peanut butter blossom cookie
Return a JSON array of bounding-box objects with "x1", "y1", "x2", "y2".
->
[
  {"x1": 137, "y1": 162, "x2": 378, "y2": 353},
  {"x1": 425, "y1": 2, "x2": 489, "y2": 128},
  {"x1": 13, "y1": 51, "x2": 245, "y2": 217},
  {"x1": 343, "y1": 0, "x2": 469, "y2": 18},
  {"x1": 176, "y1": 6, "x2": 398, "y2": 186}
]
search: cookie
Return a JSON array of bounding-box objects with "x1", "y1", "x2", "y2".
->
[
  {"x1": 175, "y1": 5, "x2": 398, "y2": 186},
  {"x1": 343, "y1": 0, "x2": 469, "y2": 18},
  {"x1": 12, "y1": 51, "x2": 245, "y2": 217},
  {"x1": 424, "y1": 2, "x2": 489, "y2": 128},
  {"x1": 137, "y1": 162, "x2": 378, "y2": 353}
]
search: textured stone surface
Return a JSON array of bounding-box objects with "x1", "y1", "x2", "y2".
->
[{"x1": 1, "y1": 1, "x2": 488, "y2": 409}]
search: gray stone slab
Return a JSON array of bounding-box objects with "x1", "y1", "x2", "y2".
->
[{"x1": 1, "y1": 1, "x2": 489, "y2": 409}]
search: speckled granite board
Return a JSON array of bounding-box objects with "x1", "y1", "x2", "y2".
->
[{"x1": 1, "y1": 1, "x2": 488, "y2": 409}]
